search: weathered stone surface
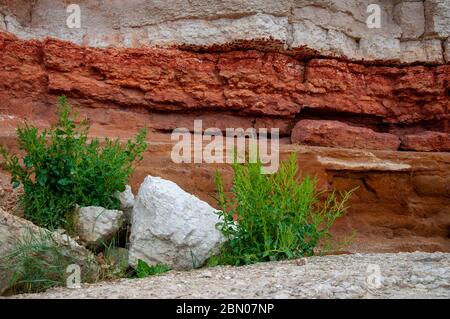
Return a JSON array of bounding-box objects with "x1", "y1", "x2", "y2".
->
[
  {"x1": 315, "y1": 155, "x2": 411, "y2": 172},
  {"x1": 254, "y1": 118, "x2": 293, "y2": 136},
  {"x1": 300, "y1": 59, "x2": 449, "y2": 124},
  {"x1": 445, "y1": 38, "x2": 450, "y2": 62},
  {"x1": 0, "y1": 0, "x2": 32, "y2": 25},
  {"x1": 292, "y1": 21, "x2": 360, "y2": 59},
  {"x1": 0, "y1": 0, "x2": 446, "y2": 64},
  {"x1": 1, "y1": 33, "x2": 448, "y2": 129},
  {"x1": 0, "y1": 208, "x2": 99, "y2": 295},
  {"x1": 73, "y1": 206, "x2": 125, "y2": 247},
  {"x1": 291, "y1": 21, "x2": 328, "y2": 53},
  {"x1": 292, "y1": 1, "x2": 402, "y2": 40},
  {"x1": 146, "y1": 14, "x2": 289, "y2": 48},
  {"x1": 128, "y1": 176, "x2": 226, "y2": 270},
  {"x1": 413, "y1": 175, "x2": 450, "y2": 197},
  {"x1": 359, "y1": 36, "x2": 401, "y2": 61},
  {"x1": 394, "y1": 1, "x2": 425, "y2": 39},
  {"x1": 28, "y1": 0, "x2": 292, "y2": 30},
  {"x1": 400, "y1": 40, "x2": 444, "y2": 64},
  {"x1": 148, "y1": 112, "x2": 255, "y2": 133},
  {"x1": 291, "y1": 120, "x2": 401, "y2": 150},
  {"x1": 425, "y1": 0, "x2": 450, "y2": 37},
  {"x1": 117, "y1": 185, "x2": 134, "y2": 210},
  {"x1": 400, "y1": 131, "x2": 450, "y2": 152},
  {"x1": 116, "y1": 185, "x2": 134, "y2": 222},
  {"x1": 0, "y1": 13, "x2": 5, "y2": 31}
]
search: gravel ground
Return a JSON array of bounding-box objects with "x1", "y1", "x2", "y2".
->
[{"x1": 8, "y1": 252, "x2": 450, "y2": 299}]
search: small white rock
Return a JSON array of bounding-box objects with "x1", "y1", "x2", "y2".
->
[
  {"x1": 116, "y1": 185, "x2": 134, "y2": 222},
  {"x1": 74, "y1": 206, "x2": 125, "y2": 246}
]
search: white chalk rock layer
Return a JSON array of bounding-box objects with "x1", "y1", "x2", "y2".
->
[
  {"x1": 1, "y1": 0, "x2": 449, "y2": 64},
  {"x1": 128, "y1": 176, "x2": 225, "y2": 270}
]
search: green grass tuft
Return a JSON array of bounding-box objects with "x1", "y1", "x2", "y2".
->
[
  {"x1": 0, "y1": 230, "x2": 98, "y2": 295},
  {"x1": 136, "y1": 260, "x2": 171, "y2": 278}
]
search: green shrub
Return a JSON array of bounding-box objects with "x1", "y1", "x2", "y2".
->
[
  {"x1": 136, "y1": 260, "x2": 171, "y2": 278},
  {"x1": 0, "y1": 96, "x2": 147, "y2": 229},
  {"x1": 211, "y1": 154, "x2": 354, "y2": 266},
  {"x1": 0, "y1": 230, "x2": 98, "y2": 295}
]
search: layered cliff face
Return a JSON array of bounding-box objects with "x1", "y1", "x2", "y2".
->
[
  {"x1": 0, "y1": 0, "x2": 449, "y2": 252},
  {"x1": 1, "y1": 0, "x2": 449, "y2": 150},
  {"x1": 0, "y1": 31, "x2": 448, "y2": 150}
]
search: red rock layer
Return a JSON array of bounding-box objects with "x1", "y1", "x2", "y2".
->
[
  {"x1": 0, "y1": 31, "x2": 449, "y2": 151},
  {"x1": 291, "y1": 120, "x2": 401, "y2": 151},
  {"x1": 401, "y1": 131, "x2": 450, "y2": 152}
]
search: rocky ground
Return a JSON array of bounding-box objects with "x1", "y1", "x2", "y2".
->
[{"x1": 8, "y1": 252, "x2": 450, "y2": 299}]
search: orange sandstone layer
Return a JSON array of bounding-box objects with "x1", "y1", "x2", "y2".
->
[{"x1": 1, "y1": 131, "x2": 449, "y2": 253}]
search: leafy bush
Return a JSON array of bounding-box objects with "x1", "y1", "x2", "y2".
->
[
  {"x1": 0, "y1": 230, "x2": 98, "y2": 295},
  {"x1": 0, "y1": 96, "x2": 147, "y2": 229},
  {"x1": 211, "y1": 154, "x2": 353, "y2": 266},
  {"x1": 136, "y1": 260, "x2": 171, "y2": 278}
]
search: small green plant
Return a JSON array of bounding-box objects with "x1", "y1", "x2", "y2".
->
[
  {"x1": 136, "y1": 260, "x2": 171, "y2": 278},
  {"x1": 0, "y1": 96, "x2": 147, "y2": 229},
  {"x1": 0, "y1": 230, "x2": 98, "y2": 295},
  {"x1": 211, "y1": 154, "x2": 354, "y2": 266}
]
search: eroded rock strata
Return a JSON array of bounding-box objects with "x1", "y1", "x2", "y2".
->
[
  {"x1": 0, "y1": 32, "x2": 449, "y2": 151},
  {"x1": 0, "y1": 0, "x2": 449, "y2": 253}
]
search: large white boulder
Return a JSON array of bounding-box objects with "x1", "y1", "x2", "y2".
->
[
  {"x1": 73, "y1": 206, "x2": 125, "y2": 247},
  {"x1": 128, "y1": 176, "x2": 226, "y2": 270}
]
